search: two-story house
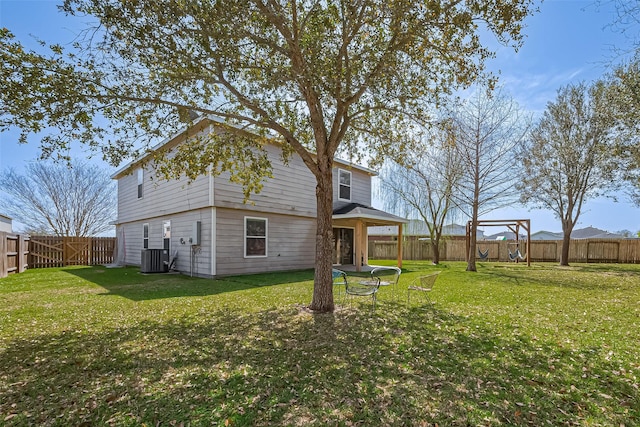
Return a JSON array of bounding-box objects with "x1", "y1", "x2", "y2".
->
[{"x1": 112, "y1": 116, "x2": 406, "y2": 278}]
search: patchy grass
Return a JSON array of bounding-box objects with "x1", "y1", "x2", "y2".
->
[{"x1": 0, "y1": 262, "x2": 638, "y2": 426}]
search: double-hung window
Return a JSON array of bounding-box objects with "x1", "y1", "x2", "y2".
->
[
  {"x1": 338, "y1": 169, "x2": 351, "y2": 201},
  {"x1": 143, "y1": 223, "x2": 149, "y2": 249},
  {"x1": 245, "y1": 217, "x2": 267, "y2": 257}
]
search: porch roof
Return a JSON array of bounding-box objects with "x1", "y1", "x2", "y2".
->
[{"x1": 332, "y1": 203, "x2": 408, "y2": 226}]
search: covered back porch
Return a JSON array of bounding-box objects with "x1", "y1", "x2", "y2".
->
[{"x1": 332, "y1": 203, "x2": 407, "y2": 273}]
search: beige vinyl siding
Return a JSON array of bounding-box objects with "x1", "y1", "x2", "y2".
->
[
  {"x1": 119, "y1": 222, "x2": 144, "y2": 265},
  {"x1": 215, "y1": 151, "x2": 374, "y2": 217},
  {"x1": 332, "y1": 167, "x2": 372, "y2": 209},
  {"x1": 117, "y1": 208, "x2": 213, "y2": 277},
  {"x1": 215, "y1": 208, "x2": 315, "y2": 276},
  {"x1": 214, "y1": 144, "x2": 317, "y2": 217},
  {"x1": 351, "y1": 169, "x2": 372, "y2": 205},
  {"x1": 167, "y1": 211, "x2": 213, "y2": 278},
  {"x1": 117, "y1": 168, "x2": 211, "y2": 224},
  {"x1": 117, "y1": 143, "x2": 372, "y2": 225}
]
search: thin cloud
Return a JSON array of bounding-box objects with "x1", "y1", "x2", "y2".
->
[{"x1": 496, "y1": 68, "x2": 587, "y2": 115}]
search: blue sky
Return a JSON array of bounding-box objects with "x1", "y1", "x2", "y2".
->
[{"x1": 1, "y1": 0, "x2": 639, "y2": 234}]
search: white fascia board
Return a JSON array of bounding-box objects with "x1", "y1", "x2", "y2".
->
[{"x1": 333, "y1": 213, "x2": 409, "y2": 224}]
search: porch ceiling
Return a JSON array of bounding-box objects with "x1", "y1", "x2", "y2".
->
[{"x1": 332, "y1": 203, "x2": 407, "y2": 227}]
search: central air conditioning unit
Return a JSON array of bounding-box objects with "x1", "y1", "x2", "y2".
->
[{"x1": 140, "y1": 249, "x2": 169, "y2": 273}]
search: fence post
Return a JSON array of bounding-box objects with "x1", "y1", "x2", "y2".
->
[
  {"x1": 17, "y1": 235, "x2": 26, "y2": 273},
  {"x1": 0, "y1": 232, "x2": 6, "y2": 278}
]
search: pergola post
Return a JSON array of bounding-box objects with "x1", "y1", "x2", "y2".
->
[
  {"x1": 465, "y1": 221, "x2": 471, "y2": 262},
  {"x1": 397, "y1": 224, "x2": 403, "y2": 268},
  {"x1": 525, "y1": 220, "x2": 531, "y2": 267}
]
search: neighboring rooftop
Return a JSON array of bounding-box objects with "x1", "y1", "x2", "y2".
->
[
  {"x1": 511, "y1": 227, "x2": 627, "y2": 241},
  {"x1": 569, "y1": 226, "x2": 626, "y2": 239},
  {"x1": 370, "y1": 221, "x2": 633, "y2": 241},
  {"x1": 484, "y1": 231, "x2": 527, "y2": 241},
  {"x1": 368, "y1": 219, "x2": 484, "y2": 238}
]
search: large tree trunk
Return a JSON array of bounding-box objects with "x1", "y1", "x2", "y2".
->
[
  {"x1": 466, "y1": 155, "x2": 481, "y2": 272},
  {"x1": 466, "y1": 223, "x2": 477, "y2": 271},
  {"x1": 308, "y1": 167, "x2": 335, "y2": 313},
  {"x1": 466, "y1": 203, "x2": 479, "y2": 272},
  {"x1": 431, "y1": 239, "x2": 440, "y2": 264},
  {"x1": 560, "y1": 228, "x2": 571, "y2": 266}
]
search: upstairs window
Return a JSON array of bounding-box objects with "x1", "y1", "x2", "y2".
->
[
  {"x1": 245, "y1": 217, "x2": 267, "y2": 257},
  {"x1": 338, "y1": 169, "x2": 351, "y2": 201},
  {"x1": 137, "y1": 169, "x2": 144, "y2": 199}
]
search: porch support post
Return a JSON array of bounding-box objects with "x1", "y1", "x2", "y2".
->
[
  {"x1": 397, "y1": 224, "x2": 403, "y2": 268},
  {"x1": 354, "y1": 221, "x2": 363, "y2": 273},
  {"x1": 362, "y1": 222, "x2": 369, "y2": 268}
]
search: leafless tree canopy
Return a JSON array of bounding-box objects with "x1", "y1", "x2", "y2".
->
[
  {"x1": 0, "y1": 161, "x2": 116, "y2": 236},
  {"x1": 378, "y1": 125, "x2": 463, "y2": 264},
  {"x1": 446, "y1": 88, "x2": 531, "y2": 271}
]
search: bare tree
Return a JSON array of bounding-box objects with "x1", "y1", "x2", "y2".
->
[
  {"x1": 0, "y1": 161, "x2": 115, "y2": 236},
  {"x1": 448, "y1": 88, "x2": 531, "y2": 272},
  {"x1": 517, "y1": 82, "x2": 618, "y2": 266},
  {"x1": 378, "y1": 126, "x2": 462, "y2": 264},
  {"x1": 604, "y1": 0, "x2": 640, "y2": 56}
]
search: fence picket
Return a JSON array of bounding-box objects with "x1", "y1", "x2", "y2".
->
[
  {"x1": 1, "y1": 232, "x2": 30, "y2": 277},
  {"x1": 369, "y1": 238, "x2": 640, "y2": 264},
  {"x1": 27, "y1": 236, "x2": 115, "y2": 269}
]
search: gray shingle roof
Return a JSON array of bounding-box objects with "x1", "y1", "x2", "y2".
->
[{"x1": 333, "y1": 203, "x2": 407, "y2": 224}]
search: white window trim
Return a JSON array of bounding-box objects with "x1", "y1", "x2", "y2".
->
[
  {"x1": 163, "y1": 220, "x2": 171, "y2": 251},
  {"x1": 143, "y1": 223, "x2": 149, "y2": 249},
  {"x1": 244, "y1": 216, "x2": 268, "y2": 258},
  {"x1": 338, "y1": 169, "x2": 352, "y2": 202},
  {"x1": 137, "y1": 169, "x2": 144, "y2": 199}
]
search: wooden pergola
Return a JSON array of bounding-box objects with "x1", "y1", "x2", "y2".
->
[{"x1": 466, "y1": 219, "x2": 531, "y2": 266}]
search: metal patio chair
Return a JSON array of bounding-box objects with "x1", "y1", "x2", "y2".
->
[
  {"x1": 370, "y1": 266, "x2": 402, "y2": 300},
  {"x1": 345, "y1": 275, "x2": 381, "y2": 309},
  {"x1": 407, "y1": 272, "x2": 441, "y2": 305},
  {"x1": 332, "y1": 268, "x2": 347, "y2": 302}
]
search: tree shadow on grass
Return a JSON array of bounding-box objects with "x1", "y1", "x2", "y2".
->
[
  {"x1": 64, "y1": 266, "x2": 315, "y2": 301},
  {"x1": 1, "y1": 304, "x2": 637, "y2": 426},
  {"x1": 477, "y1": 264, "x2": 640, "y2": 292}
]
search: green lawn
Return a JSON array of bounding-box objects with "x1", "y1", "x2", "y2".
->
[{"x1": 0, "y1": 261, "x2": 638, "y2": 426}]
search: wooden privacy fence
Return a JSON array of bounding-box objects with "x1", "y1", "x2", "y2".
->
[
  {"x1": 369, "y1": 238, "x2": 640, "y2": 264},
  {"x1": 28, "y1": 236, "x2": 116, "y2": 269},
  {"x1": 0, "y1": 232, "x2": 30, "y2": 278}
]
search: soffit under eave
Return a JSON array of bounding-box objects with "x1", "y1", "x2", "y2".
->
[{"x1": 332, "y1": 214, "x2": 408, "y2": 227}]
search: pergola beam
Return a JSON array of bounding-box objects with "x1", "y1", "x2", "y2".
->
[{"x1": 466, "y1": 219, "x2": 531, "y2": 266}]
